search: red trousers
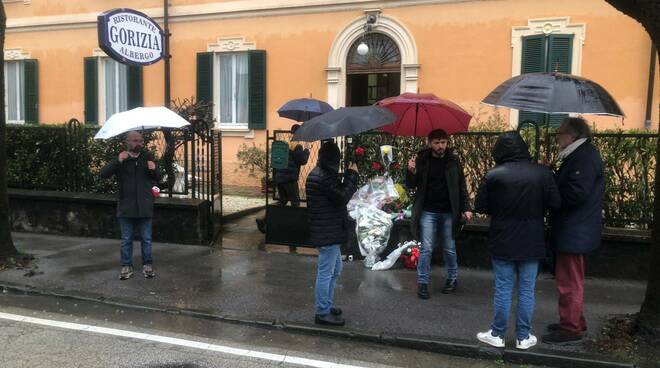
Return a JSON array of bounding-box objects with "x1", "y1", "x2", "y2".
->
[{"x1": 555, "y1": 252, "x2": 587, "y2": 334}]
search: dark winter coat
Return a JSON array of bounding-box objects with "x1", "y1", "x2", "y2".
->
[
  {"x1": 406, "y1": 148, "x2": 470, "y2": 239},
  {"x1": 549, "y1": 140, "x2": 604, "y2": 254},
  {"x1": 475, "y1": 132, "x2": 561, "y2": 261},
  {"x1": 305, "y1": 160, "x2": 358, "y2": 248},
  {"x1": 274, "y1": 145, "x2": 310, "y2": 184},
  {"x1": 100, "y1": 151, "x2": 161, "y2": 218}
]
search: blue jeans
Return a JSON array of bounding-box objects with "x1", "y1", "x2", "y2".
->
[
  {"x1": 490, "y1": 258, "x2": 539, "y2": 341},
  {"x1": 118, "y1": 217, "x2": 153, "y2": 267},
  {"x1": 315, "y1": 244, "x2": 342, "y2": 315},
  {"x1": 417, "y1": 211, "x2": 457, "y2": 284}
]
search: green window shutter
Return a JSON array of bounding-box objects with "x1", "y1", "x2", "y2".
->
[
  {"x1": 547, "y1": 34, "x2": 573, "y2": 73},
  {"x1": 127, "y1": 65, "x2": 143, "y2": 109},
  {"x1": 547, "y1": 34, "x2": 574, "y2": 127},
  {"x1": 519, "y1": 35, "x2": 547, "y2": 127},
  {"x1": 83, "y1": 57, "x2": 98, "y2": 125},
  {"x1": 23, "y1": 59, "x2": 38, "y2": 124},
  {"x1": 521, "y1": 35, "x2": 546, "y2": 74},
  {"x1": 196, "y1": 52, "x2": 213, "y2": 105},
  {"x1": 248, "y1": 50, "x2": 266, "y2": 130}
]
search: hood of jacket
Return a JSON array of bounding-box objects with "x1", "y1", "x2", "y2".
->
[
  {"x1": 318, "y1": 141, "x2": 341, "y2": 172},
  {"x1": 492, "y1": 132, "x2": 531, "y2": 164}
]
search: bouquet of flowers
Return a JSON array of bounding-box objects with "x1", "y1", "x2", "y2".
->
[{"x1": 348, "y1": 176, "x2": 399, "y2": 268}]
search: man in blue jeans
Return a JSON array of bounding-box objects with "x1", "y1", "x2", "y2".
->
[
  {"x1": 100, "y1": 131, "x2": 161, "y2": 280},
  {"x1": 406, "y1": 129, "x2": 471, "y2": 299},
  {"x1": 474, "y1": 132, "x2": 560, "y2": 349},
  {"x1": 305, "y1": 141, "x2": 358, "y2": 326}
]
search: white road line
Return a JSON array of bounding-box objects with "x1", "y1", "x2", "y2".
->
[{"x1": 0, "y1": 311, "x2": 370, "y2": 368}]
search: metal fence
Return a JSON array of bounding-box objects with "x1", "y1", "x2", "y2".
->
[
  {"x1": 6, "y1": 118, "x2": 222, "y2": 216},
  {"x1": 265, "y1": 128, "x2": 657, "y2": 229}
]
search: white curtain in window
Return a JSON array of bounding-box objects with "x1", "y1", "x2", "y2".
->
[
  {"x1": 105, "y1": 59, "x2": 128, "y2": 119},
  {"x1": 219, "y1": 53, "x2": 249, "y2": 125},
  {"x1": 5, "y1": 62, "x2": 24, "y2": 122},
  {"x1": 235, "y1": 53, "x2": 248, "y2": 125},
  {"x1": 219, "y1": 54, "x2": 233, "y2": 124}
]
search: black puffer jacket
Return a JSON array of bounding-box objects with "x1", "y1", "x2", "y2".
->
[
  {"x1": 100, "y1": 151, "x2": 161, "y2": 218},
  {"x1": 305, "y1": 152, "x2": 358, "y2": 247},
  {"x1": 475, "y1": 132, "x2": 561, "y2": 260},
  {"x1": 274, "y1": 145, "x2": 310, "y2": 184}
]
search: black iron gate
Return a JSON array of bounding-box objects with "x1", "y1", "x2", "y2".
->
[
  {"x1": 264, "y1": 129, "x2": 324, "y2": 247},
  {"x1": 150, "y1": 122, "x2": 222, "y2": 220}
]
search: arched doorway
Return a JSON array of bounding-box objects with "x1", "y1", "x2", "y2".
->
[
  {"x1": 326, "y1": 13, "x2": 419, "y2": 108},
  {"x1": 345, "y1": 33, "x2": 401, "y2": 106}
]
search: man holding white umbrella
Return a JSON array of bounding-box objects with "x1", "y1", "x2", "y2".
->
[
  {"x1": 101, "y1": 131, "x2": 161, "y2": 280},
  {"x1": 96, "y1": 106, "x2": 189, "y2": 280}
]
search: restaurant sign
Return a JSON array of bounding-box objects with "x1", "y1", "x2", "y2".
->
[{"x1": 98, "y1": 8, "x2": 165, "y2": 66}]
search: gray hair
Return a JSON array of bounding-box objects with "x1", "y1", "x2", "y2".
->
[{"x1": 560, "y1": 117, "x2": 591, "y2": 139}]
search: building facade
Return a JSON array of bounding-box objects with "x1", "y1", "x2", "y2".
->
[{"x1": 4, "y1": 0, "x2": 659, "y2": 188}]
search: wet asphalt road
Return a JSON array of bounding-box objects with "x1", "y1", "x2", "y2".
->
[{"x1": 0, "y1": 291, "x2": 540, "y2": 368}]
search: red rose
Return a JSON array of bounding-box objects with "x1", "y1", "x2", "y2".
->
[
  {"x1": 371, "y1": 162, "x2": 382, "y2": 170},
  {"x1": 390, "y1": 162, "x2": 401, "y2": 170},
  {"x1": 355, "y1": 147, "x2": 365, "y2": 156}
]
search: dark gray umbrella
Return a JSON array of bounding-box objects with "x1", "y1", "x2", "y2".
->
[
  {"x1": 482, "y1": 72, "x2": 624, "y2": 117},
  {"x1": 292, "y1": 106, "x2": 396, "y2": 142},
  {"x1": 277, "y1": 98, "x2": 334, "y2": 122}
]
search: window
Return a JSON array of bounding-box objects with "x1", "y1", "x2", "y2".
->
[
  {"x1": 219, "y1": 53, "x2": 248, "y2": 125},
  {"x1": 3, "y1": 59, "x2": 37, "y2": 124},
  {"x1": 84, "y1": 57, "x2": 142, "y2": 125},
  {"x1": 4, "y1": 61, "x2": 24, "y2": 123},
  {"x1": 104, "y1": 59, "x2": 129, "y2": 120},
  {"x1": 196, "y1": 50, "x2": 266, "y2": 131}
]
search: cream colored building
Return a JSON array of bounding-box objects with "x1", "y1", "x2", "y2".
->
[{"x1": 4, "y1": 0, "x2": 659, "y2": 188}]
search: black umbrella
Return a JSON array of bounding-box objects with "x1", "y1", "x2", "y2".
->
[
  {"x1": 292, "y1": 106, "x2": 396, "y2": 142},
  {"x1": 482, "y1": 72, "x2": 624, "y2": 117},
  {"x1": 277, "y1": 98, "x2": 334, "y2": 122}
]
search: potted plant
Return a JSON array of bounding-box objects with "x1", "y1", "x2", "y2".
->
[{"x1": 235, "y1": 143, "x2": 272, "y2": 192}]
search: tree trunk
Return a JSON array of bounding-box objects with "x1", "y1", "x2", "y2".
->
[
  {"x1": 604, "y1": 0, "x2": 660, "y2": 338},
  {"x1": 0, "y1": 3, "x2": 18, "y2": 259}
]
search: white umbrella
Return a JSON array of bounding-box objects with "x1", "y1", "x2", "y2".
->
[{"x1": 93, "y1": 106, "x2": 190, "y2": 140}]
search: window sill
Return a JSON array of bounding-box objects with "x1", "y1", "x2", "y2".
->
[{"x1": 217, "y1": 125, "x2": 254, "y2": 138}]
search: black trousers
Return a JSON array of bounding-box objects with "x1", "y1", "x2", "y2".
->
[{"x1": 277, "y1": 181, "x2": 300, "y2": 207}]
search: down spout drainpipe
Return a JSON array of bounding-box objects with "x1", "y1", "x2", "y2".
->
[{"x1": 645, "y1": 43, "x2": 657, "y2": 130}]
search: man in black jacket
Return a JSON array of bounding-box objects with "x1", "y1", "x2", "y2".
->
[
  {"x1": 100, "y1": 131, "x2": 161, "y2": 280},
  {"x1": 305, "y1": 141, "x2": 358, "y2": 326},
  {"x1": 542, "y1": 117, "x2": 605, "y2": 345},
  {"x1": 474, "y1": 132, "x2": 561, "y2": 350},
  {"x1": 406, "y1": 129, "x2": 472, "y2": 299}
]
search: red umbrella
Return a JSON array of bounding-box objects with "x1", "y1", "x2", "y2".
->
[{"x1": 377, "y1": 93, "x2": 472, "y2": 136}]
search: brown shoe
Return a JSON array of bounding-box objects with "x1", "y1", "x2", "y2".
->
[
  {"x1": 315, "y1": 314, "x2": 345, "y2": 326},
  {"x1": 547, "y1": 323, "x2": 586, "y2": 332},
  {"x1": 542, "y1": 330, "x2": 583, "y2": 345}
]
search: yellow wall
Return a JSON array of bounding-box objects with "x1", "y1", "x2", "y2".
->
[{"x1": 5, "y1": 0, "x2": 659, "y2": 187}]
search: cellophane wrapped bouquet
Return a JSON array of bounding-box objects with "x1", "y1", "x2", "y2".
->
[{"x1": 347, "y1": 145, "x2": 400, "y2": 268}]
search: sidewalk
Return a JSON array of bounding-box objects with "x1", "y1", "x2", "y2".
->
[{"x1": 1, "y1": 218, "x2": 643, "y2": 367}]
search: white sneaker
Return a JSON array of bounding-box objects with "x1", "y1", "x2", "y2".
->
[
  {"x1": 516, "y1": 334, "x2": 537, "y2": 350},
  {"x1": 477, "y1": 330, "x2": 505, "y2": 348}
]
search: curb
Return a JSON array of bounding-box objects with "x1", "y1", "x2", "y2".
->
[{"x1": 0, "y1": 282, "x2": 634, "y2": 368}]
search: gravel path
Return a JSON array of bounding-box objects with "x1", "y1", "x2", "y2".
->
[{"x1": 221, "y1": 195, "x2": 265, "y2": 214}]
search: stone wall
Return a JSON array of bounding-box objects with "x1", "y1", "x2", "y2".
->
[{"x1": 9, "y1": 189, "x2": 212, "y2": 245}]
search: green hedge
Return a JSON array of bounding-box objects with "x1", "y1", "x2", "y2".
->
[
  {"x1": 7, "y1": 122, "x2": 145, "y2": 194},
  {"x1": 347, "y1": 129, "x2": 657, "y2": 229}
]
